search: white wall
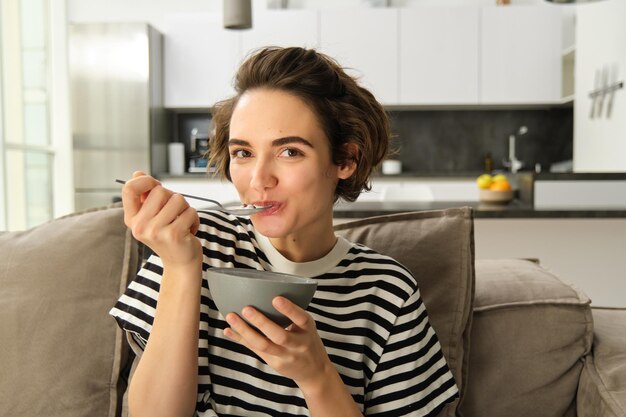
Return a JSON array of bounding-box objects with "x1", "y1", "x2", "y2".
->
[
  {"x1": 68, "y1": 0, "x2": 220, "y2": 32},
  {"x1": 475, "y1": 218, "x2": 626, "y2": 308}
]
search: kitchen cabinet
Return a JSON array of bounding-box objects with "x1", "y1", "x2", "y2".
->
[
  {"x1": 319, "y1": 8, "x2": 399, "y2": 105},
  {"x1": 399, "y1": 7, "x2": 480, "y2": 105},
  {"x1": 573, "y1": 0, "x2": 626, "y2": 172},
  {"x1": 241, "y1": 10, "x2": 318, "y2": 60},
  {"x1": 480, "y1": 5, "x2": 562, "y2": 104},
  {"x1": 165, "y1": 10, "x2": 318, "y2": 109},
  {"x1": 164, "y1": 13, "x2": 240, "y2": 108},
  {"x1": 162, "y1": 6, "x2": 566, "y2": 109}
]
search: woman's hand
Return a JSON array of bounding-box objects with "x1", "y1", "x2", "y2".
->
[
  {"x1": 121, "y1": 171, "x2": 202, "y2": 268},
  {"x1": 223, "y1": 296, "x2": 332, "y2": 391}
]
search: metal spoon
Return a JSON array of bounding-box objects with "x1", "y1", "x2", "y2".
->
[{"x1": 114, "y1": 179, "x2": 270, "y2": 216}]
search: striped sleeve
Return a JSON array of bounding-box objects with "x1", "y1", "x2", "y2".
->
[
  {"x1": 364, "y1": 287, "x2": 459, "y2": 416},
  {"x1": 109, "y1": 253, "x2": 164, "y2": 355}
]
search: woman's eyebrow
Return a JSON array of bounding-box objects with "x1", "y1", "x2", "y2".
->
[
  {"x1": 272, "y1": 136, "x2": 314, "y2": 148},
  {"x1": 228, "y1": 136, "x2": 314, "y2": 148},
  {"x1": 228, "y1": 138, "x2": 250, "y2": 147}
]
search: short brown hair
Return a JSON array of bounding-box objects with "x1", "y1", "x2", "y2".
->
[{"x1": 208, "y1": 46, "x2": 391, "y2": 202}]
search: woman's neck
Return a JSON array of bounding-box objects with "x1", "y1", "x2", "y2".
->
[{"x1": 269, "y1": 223, "x2": 337, "y2": 263}]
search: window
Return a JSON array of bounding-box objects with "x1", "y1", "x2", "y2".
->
[{"x1": 0, "y1": 0, "x2": 72, "y2": 231}]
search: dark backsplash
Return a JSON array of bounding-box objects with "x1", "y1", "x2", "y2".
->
[
  {"x1": 170, "y1": 107, "x2": 573, "y2": 175},
  {"x1": 388, "y1": 108, "x2": 573, "y2": 174}
]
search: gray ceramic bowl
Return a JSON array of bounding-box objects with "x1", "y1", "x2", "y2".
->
[{"x1": 207, "y1": 267, "x2": 318, "y2": 328}]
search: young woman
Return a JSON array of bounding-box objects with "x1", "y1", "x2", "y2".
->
[{"x1": 111, "y1": 47, "x2": 458, "y2": 417}]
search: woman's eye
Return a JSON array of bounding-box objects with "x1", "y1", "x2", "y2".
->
[
  {"x1": 280, "y1": 148, "x2": 303, "y2": 158},
  {"x1": 231, "y1": 149, "x2": 251, "y2": 158}
]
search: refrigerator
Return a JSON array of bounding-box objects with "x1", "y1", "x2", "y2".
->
[{"x1": 69, "y1": 23, "x2": 167, "y2": 210}]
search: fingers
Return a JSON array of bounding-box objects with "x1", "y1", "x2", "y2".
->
[
  {"x1": 224, "y1": 312, "x2": 283, "y2": 356},
  {"x1": 138, "y1": 186, "x2": 175, "y2": 223},
  {"x1": 273, "y1": 296, "x2": 312, "y2": 330},
  {"x1": 176, "y1": 205, "x2": 200, "y2": 236},
  {"x1": 121, "y1": 173, "x2": 161, "y2": 223},
  {"x1": 121, "y1": 172, "x2": 199, "y2": 243},
  {"x1": 131, "y1": 171, "x2": 153, "y2": 204},
  {"x1": 153, "y1": 194, "x2": 198, "y2": 236},
  {"x1": 224, "y1": 299, "x2": 313, "y2": 352},
  {"x1": 135, "y1": 193, "x2": 197, "y2": 241},
  {"x1": 188, "y1": 206, "x2": 200, "y2": 236},
  {"x1": 224, "y1": 303, "x2": 327, "y2": 384}
]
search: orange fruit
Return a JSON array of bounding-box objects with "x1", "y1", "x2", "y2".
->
[
  {"x1": 490, "y1": 181, "x2": 512, "y2": 191},
  {"x1": 492, "y1": 174, "x2": 508, "y2": 183}
]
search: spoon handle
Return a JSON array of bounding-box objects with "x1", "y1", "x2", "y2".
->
[{"x1": 114, "y1": 179, "x2": 222, "y2": 206}]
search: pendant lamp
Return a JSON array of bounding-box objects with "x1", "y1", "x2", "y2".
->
[{"x1": 224, "y1": 0, "x2": 252, "y2": 30}]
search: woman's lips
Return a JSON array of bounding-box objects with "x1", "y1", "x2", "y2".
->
[{"x1": 252, "y1": 201, "x2": 282, "y2": 216}]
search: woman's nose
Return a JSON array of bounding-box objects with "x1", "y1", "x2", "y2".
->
[{"x1": 249, "y1": 158, "x2": 277, "y2": 191}]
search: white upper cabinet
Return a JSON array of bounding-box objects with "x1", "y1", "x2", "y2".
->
[
  {"x1": 480, "y1": 5, "x2": 562, "y2": 104},
  {"x1": 573, "y1": 0, "x2": 626, "y2": 172},
  {"x1": 240, "y1": 10, "x2": 319, "y2": 60},
  {"x1": 162, "y1": 6, "x2": 565, "y2": 108},
  {"x1": 399, "y1": 7, "x2": 480, "y2": 105},
  {"x1": 164, "y1": 13, "x2": 240, "y2": 108},
  {"x1": 320, "y1": 8, "x2": 399, "y2": 105}
]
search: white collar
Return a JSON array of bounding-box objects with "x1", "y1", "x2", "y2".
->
[{"x1": 255, "y1": 232, "x2": 351, "y2": 278}]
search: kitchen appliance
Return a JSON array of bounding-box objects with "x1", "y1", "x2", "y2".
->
[
  {"x1": 69, "y1": 23, "x2": 167, "y2": 210},
  {"x1": 189, "y1": 128, "x2": 211, "y2": 173}
]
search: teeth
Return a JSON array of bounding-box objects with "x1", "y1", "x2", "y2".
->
[{"x1": 244, "y1": 203, "x2": 271, "y2": 209}]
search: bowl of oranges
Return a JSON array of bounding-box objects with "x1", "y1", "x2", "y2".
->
[{"x1": 476, "y1": 174, "x2": 515, "y2": 204}]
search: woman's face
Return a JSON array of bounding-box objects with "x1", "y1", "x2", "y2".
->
[{"x1": 228, "y1": 88, "x2": 354, "y2": 239}]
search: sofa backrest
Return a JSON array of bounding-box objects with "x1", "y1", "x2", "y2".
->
[
  {"x1": 461, "y1": 259, "x2": 593, "y2": 417},
  {"x1": 0, "y1": 205, "x2": 474, "y2": 417},
  {"x1": 334, "y1": 207, "x2": 475, "y2": 417},
  {"x1": 0, "y1": 204, "x2": 141, "y2": 417}
]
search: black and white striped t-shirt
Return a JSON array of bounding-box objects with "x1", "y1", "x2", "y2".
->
[{"x1": 110, "y1": 210, "x2": 458, "y2": 416}]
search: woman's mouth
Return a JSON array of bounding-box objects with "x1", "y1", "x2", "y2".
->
[{"x1": 251, "y1": 201, "x2": 282, "y2": 216}]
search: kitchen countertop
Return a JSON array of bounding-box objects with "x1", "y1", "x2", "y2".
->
[
  {"x1": 159, "y1": 171, "x2": 626, "y2": 180},
  {"x1": 159, "y1": 172, "x2": 626, "y2": 218},
  {"x1": 534, "y1": 172, "x2": 626, "y2": 180},
  {"x1": 333, "y1": 200, "x2": 626, "y2": 219}
]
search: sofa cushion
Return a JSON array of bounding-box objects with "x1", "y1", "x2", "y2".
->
[
  {"x1": 334, "y1": 207, "x2": 475, "y2": 417},
  {"x1": 461, "y1": 259, "x2": 593, "y2": 417},
  {"x1": 0, "y1": 205, "x2": 141, "y2": 417},
  {"x1": 577, "y1": 308, "x2": 626, "y2": 417}
]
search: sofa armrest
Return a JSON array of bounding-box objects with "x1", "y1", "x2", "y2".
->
[{"x1": 578, "y1": 308, "x2": 626, "y2": 417}]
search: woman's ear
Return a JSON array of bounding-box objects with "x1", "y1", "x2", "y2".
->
[{"x1": 337, "y1": 143, "x2": 359, "y2": 180}]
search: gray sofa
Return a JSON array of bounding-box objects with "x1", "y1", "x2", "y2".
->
[{"x1": 1, "y1": 204, "x2": 624, "y2": 417}]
